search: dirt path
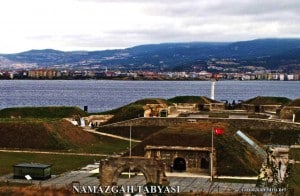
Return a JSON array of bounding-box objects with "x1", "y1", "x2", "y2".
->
[
  {"x1": 82, "y1": 127, "x2": 141, "y2": 143},
  {"x1": 64, "y1": 118, "x2": 141, "y2": 142}
]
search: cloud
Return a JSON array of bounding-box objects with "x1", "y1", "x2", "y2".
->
[{"x1": 0, "y1": 0, "x2": 299, "y2": 53}]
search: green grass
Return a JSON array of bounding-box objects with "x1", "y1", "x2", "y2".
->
[
  {"x1": 243, "y1": 96, "x2": 291, "y2": 105},
  {"x1": 75, "y1": 135, "x2": 136, "y2": 154},
  {"x1": 0, "y1": 152, "x2": 103, "y2": 176},
  {"x1": 97, "y1": 126, "x2": 166, "y2": 140},
  {"x1": 168, "y1": 96, "x2": 217, "y2": 104},
  {"x1": 241, "y1": 129, "x2": 300, "y2": 146},
  {"x1": 0, "y1": 107, "x2": 87, "y2": 118},
  {"x1": 133, "y1": 98, "x2": 173, "y2": 106},
  {"x1": 0, "y1": 117, "x2": 132, "y2": 153},
  {"x1": 100, "y1": 104, "x2": 145, "y2": 124},
  {"x1": 0, "y1": 133, "x2": 134, "y2": 176}
]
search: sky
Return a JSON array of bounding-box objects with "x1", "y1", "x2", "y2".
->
[{"x1": 0, "y1": 0, "x2": 299, "y2": 53}]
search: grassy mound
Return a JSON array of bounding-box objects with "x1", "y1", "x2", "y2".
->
[
  {"x1": 0, "y1": 119, "x2": 131, "y2": 153},
  {"x1": 242, "y1": 96, "x2": 291, "y2": 105},
  {"x1": 133, "y1": 98, "x2": 173, "y2": 106},
  {"x1": 101, "y1": 104, "x2": 144, "y2": 124},
  {"x1": 0, "y1": 106, "x2": 87, "y2": 118},
  {"x1": 0, "y1": 119, "x2": 97, "y2": 150},
  {"x1": 288, "y1": 98, "x2": 300, "y2": 107},
  {"x1": 100, "y1": 98, "x2": 172, "y2": 124},
  {"x1": 130, "y1": 122, "x2": 263, "y2": 176},
  {"x1": 241, "y1": 129, "x2": 300, "y2": 145},
  {"x1": 97, "y1": 126, "x2": 166, "y2": 140},
  {"x1": 168, "y1": 96, "x2": 219, "y2": 104}
]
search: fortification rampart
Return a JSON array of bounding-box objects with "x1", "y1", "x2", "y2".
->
[{"x1": 102, "y1": 117, "x2": 300, "y2": 130}]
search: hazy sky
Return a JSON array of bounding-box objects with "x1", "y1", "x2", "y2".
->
[{"x1": 0, "y1": 0, "x2": 299, "y2": 53}]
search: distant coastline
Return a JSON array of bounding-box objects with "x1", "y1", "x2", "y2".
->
[{"x1": 1, "y1": 71, "x2": 300, "y2": 81}]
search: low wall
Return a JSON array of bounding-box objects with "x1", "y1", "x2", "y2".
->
[{"x1": 103, "y1": 117, "x2": 300, "y2": 130}]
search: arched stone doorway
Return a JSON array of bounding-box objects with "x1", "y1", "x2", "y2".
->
[{"x1": 173, "y1": 157, "x2": 186, "y2": 171}]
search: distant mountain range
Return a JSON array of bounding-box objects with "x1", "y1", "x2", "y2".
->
[{"x1": 1, "y1": 38, "x2": 300, "y2": 71}]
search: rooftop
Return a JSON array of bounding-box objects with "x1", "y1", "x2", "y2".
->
[{"x1": 13, "y1": 163, "x2": 51, "y2": 168}]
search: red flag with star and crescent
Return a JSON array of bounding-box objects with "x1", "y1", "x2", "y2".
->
[{"x1": 214, "y1": 128, "x2": 224, "y2": 135}]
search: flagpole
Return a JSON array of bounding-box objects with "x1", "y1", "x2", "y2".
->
[
  {"x1": 211, "y1": 127, "x2": 214, "y2": 181},
  {"x1": 129, "y1": 124, "x2": 132, "y2": 157},
  {"x1": 129, "y1": 124, "x2": 132, "y2": 179}
]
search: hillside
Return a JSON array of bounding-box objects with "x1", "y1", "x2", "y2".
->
[
  {"x1": 1, "y1": 38, "x2": 300, "y2": 70},
  {"x1": 0, "y1": 119, "x2": 96, "y2": 150},
  {"x1": 225, "y1": 38, "x2": 300, "y2": 58},
  {"x1": 242, "y1": 128, "x2": 300, "y2": 145},
  {"x1": 97, "y1": 126, "x2": 166, "y2": 140},
  {"x1": 0, "y1": 118, "x2": 131, "y2": 154},
  {"x1": 0, "y1": 106, "x2": 130, "y2": 152}
]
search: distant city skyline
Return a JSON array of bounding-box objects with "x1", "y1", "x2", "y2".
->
[{"x1": 0, "y1": 0, "x2": 299, "y2": 53}]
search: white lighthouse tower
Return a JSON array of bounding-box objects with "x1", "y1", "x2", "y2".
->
[
  {"x1": 211, "y1": 79, "x2": 216, "y2": 100},
  {"x1": 210, "y1": 74, "x2": 217, "y2": 100}
]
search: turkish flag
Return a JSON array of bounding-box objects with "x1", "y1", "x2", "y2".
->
[{"x1": 214, "y1": 128, "x2": 224, "y2": 135}]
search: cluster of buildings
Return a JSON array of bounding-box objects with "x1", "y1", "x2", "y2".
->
[{"x1": 1, "y1": 69, "x2": 300, "y2": 81}]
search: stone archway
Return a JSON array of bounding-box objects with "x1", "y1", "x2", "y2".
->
[{"x1": 99, "y1": 156, "x2": 168, "y2": 186}]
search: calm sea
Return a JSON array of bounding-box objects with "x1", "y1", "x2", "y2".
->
[{"x1": 0, "y1": 80, "x2": 299, "y2": 113}]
